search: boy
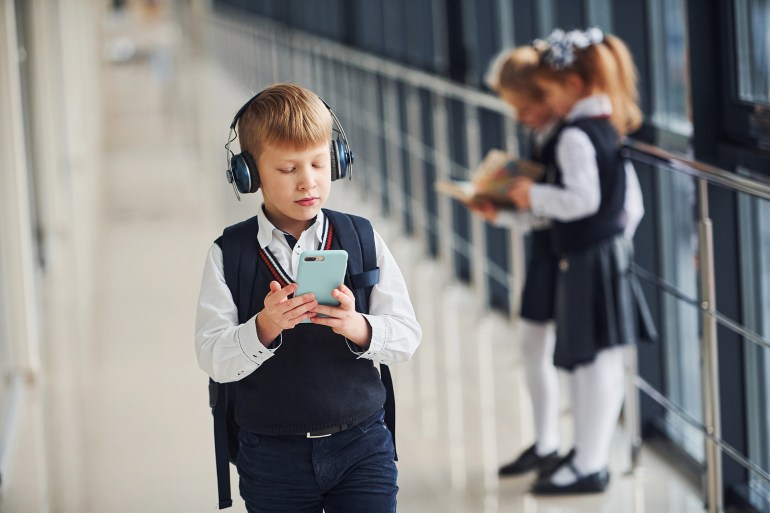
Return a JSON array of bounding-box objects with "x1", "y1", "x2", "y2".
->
[{"x1": 195, "y1": 83, "x2": 421, "y2": 512}]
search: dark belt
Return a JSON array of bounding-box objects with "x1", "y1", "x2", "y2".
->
[{"x1": 304, "y1": 422, "x2": 351, "y2": 438}]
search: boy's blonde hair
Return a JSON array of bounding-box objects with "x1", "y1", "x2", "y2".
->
[
  {"x1": 485, "y1": 46, "x2": 545, "y2": 102},
  {"x1": 238, "y1": 83, "x2": 332, "y2": 159},
  {"x1": 534, "y1": 33, "x2": 643, "y2": 136}
]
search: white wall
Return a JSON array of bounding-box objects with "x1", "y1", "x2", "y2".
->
[{"x1": 0, "y1": 0, "x2": 104, "y2": 511}]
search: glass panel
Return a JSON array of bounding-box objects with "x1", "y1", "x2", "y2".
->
[
  {"x1": 740, "y1": 181, "x2": 770, "y2": 497},
  {"x1": 735, "y1": 0, "x2": 770, "y2": 104},
  {"x1": 585, "y1": 0, "x2": 613, "y2": 32},
  {"x1": 536, "y1": 0, "x2": 555, "y2": 37},
  {"x1": 495, "y1": 0, "x2": 514, "y2": 49},
  {"x1": 656, "y1": 170, "x2": 704, "y2": 461},
  {"x1": 647, "y1": 0, "x2": 692, "y2": 135}
]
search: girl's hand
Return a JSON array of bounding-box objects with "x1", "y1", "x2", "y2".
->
[
  {"x1": 310, "y1": 283, "x2": 372, "y2": 349},
  {"x1": 467, "y1": 198, "x2": 499, "y2": 222},
  {"x1": 509, "y1": 177, "x2": 534, "y2": 211},
  {"x1": 256, "y1": 281, "x2": 318, "y2": 344}
]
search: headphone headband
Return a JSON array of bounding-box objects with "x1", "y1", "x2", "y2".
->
[{"x1": 224, "y1": 87, "x2": 354, "y2": 201}]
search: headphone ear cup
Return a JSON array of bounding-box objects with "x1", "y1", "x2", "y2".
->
[
  {"x1": 330, "y1": 141, "x2": 341, "y2": 181},
  {"x1": 241, "y1": 151, "x2": 260, "y2": 192},
  {"x1": 331, "y1": 138, "x2": 352, "y2": 181},
  {"x1": 231, "y1": 151, "x2": 260, "y2": 193}
]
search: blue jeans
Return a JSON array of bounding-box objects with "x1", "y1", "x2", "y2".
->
[{"x1": 237, "y1": 408, "x2": 398, "y2": 513}]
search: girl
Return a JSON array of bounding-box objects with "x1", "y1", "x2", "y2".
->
[
  {"x1": 508, "y1": 28, "x2": 644, "y2": 495},
  {"x1": 478, "y1": 46, "x2": 564, "y2": 478}
]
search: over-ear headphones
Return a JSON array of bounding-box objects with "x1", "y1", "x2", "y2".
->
[{"x1": 224, "y1": 89, "x2": 354, "y2": 200}]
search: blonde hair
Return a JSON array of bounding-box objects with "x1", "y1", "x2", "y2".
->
[
  {"x1": 237, "y1": 83, "x2": 332, "y2": 159},
  {"x1": 535, "y1": 34, "x2": 642, "y2": 136},
  {"x1": 485, "y1": 46, "x2": 545, "y2": 102}
]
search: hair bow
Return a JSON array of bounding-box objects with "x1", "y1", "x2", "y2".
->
[{"x1": 534, "y1": 27, "x2": 605, "y2": 69}]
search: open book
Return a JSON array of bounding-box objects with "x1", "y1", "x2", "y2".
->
[{"x1": 434, "y1": 149, "x2": 545, "y2": 208}]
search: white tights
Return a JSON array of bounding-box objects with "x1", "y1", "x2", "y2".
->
[
  {"x1": 550, "y1": 346, "x2": 626, "y2": 484},
  {"x1": 519, "y1": 319, "x2": 560, "y2": 455}
]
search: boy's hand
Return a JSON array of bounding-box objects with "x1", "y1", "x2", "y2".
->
[
  {"x1": 309, "y1": 284, "x2": 372, "y2": 350},
  {"x1": 508, "y1": 176, "x2": 533, "y2": 211},
  {"x1": 256, "y1": 281, "x2": 318, "y2": 345}
]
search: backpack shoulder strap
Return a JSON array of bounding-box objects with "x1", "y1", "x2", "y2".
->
[
  {"x1": 210, "y1": 215, "x2": 260, "y2": 510},
  {"x1": 221, "y1": 215, "x2": 260, "y2": 323},
  {"x1": 322, "y1": 209, "x2": 380, "y2": 313},
  {"x1": 322, "y1": 209, "x2": 397, "y2": 460}
]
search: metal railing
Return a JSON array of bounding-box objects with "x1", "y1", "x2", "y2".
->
[{"x1": 204, "y1": 9, "x2": 770, "y2": 513}]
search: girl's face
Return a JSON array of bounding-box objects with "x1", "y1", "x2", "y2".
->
[
  {"x1": 537, "y1": 73, "x2": 589, "y2": 118},
  {"x1": 501, "y1": 91, "x2": 557, "y2": 131}
]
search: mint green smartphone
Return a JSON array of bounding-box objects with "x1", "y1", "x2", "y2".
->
[{"x1": 295, "y1": 250, "x2": 349, "y2": 322}]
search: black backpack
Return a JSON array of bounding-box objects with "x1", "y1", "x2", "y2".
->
[{"x1": 209, "y1": 209, "x2": 396, "y2": 509}]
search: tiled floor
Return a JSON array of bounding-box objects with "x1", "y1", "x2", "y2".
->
[{"x1": 87, "y1": 9, "x2": 706, "y2": 513}]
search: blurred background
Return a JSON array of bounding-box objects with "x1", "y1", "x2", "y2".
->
[{"x1": 2, "y1": 0, "x2": 770, "y2": 512}]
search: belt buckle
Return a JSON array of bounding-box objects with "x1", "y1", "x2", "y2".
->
[{"x1": 306, "y1": 432, "x2": 332, "y2": 439}]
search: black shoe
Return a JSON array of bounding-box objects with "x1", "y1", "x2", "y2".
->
[
  {"x1": 530, "y1": 456, "x2": 610, "y2": 495},
  {"x1": 498, "y1": 445, "x2": 560, "y2": 476},
  {"x1": 536, "y1": 448, "x2": 576, "y2": 479}
]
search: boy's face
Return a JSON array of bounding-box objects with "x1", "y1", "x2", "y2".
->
[
  {"x1": 257, "y1": 140, "x2": 332, "y2": 235},
  {"x1": 501, "y1": 90, "x2": 557, "y2": 131}
]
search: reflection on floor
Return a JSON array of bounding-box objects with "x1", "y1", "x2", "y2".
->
[{"x1": 88, "y1": 8, "x2": 705, "y2": 513}]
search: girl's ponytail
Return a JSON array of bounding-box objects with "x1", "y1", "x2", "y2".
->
[
  {"x1": 602, "y1": 35, "x2": 643, "y2": 135},
  {"x1": 534, "y1": 28, "x2": 643, "y2": 136}
]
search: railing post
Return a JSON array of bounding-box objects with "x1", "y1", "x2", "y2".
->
[
  {"x1": 698, "y1": 179, "x2": 724, "y2": 513},
  {"x1": 432, "y1": 93, "x2": 454, "y2": 272},
  {"x1": 464, "y1": 104, "x2": 488, "y2": 306},
  {"x1": 624, "y1": 345, "x2": 643, "y2": 473}
]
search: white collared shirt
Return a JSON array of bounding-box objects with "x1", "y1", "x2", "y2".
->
[
  {"x1": 195, "y1": 209, "x2": 422, "y2": 383},
  {"x1": 525, "y1": 94, "x2": 643, "y2": 237}
]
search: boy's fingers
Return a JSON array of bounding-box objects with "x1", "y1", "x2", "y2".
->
[
  {"x1": 267, "y1": 282, "x2": 298, "y2": 302},
  {"x1": 336, "y1": 283, "x2": 353, "y2": 296},
  {"x1": 333, "y1": 287, "x2": 354, "y2": 308}
]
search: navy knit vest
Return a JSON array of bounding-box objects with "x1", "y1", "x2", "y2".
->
[
  {"x1": 232, "y1": 226, "x2": 386, "y2": 435},
  {"x1": 541, "y1": 117, "x2": 626, "y2": 254}
]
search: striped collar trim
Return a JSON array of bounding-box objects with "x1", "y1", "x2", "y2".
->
[{"x1": 257, "y1": 212, "x2": 335, "y2": 287}]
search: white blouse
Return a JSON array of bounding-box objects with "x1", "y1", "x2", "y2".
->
[
  {"x1": 524, "y1": 94, "x2": 643, "y2": 238},
  {"x1": 195, "y1": 209, "x2": 422, "y2": 383}
]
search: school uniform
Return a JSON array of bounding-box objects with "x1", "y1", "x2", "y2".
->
[
  {"x1": 195, "y1": 207, "x2": 421, "y2": 512},
  {"x1": 494, "y1": 107, "x2": 647, "y2": 477},
  {"x1": 519, "y1": 125, "x2": 560, "y2": 323},
  {"x1": 494, "y1": 125, "x2": 564, "y2": 472},
  {"x1": 521, "y1": 94, "x2": 644, "y2": 493},
  {"x1": 530, "y1": 94, "x2": 637, "y2": 370}
]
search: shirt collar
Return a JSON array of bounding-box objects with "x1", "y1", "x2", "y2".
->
[
  {"x1": 564, "y1": 94, "x2": 612, "y2": 122},
  {"x1": 256, "y1": 205, "x2": 326, "y2": 249}
]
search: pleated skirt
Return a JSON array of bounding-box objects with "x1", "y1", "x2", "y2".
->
[
  {"x1": 553, "y1": 235, "x2": 637, "y2": 370},
  {"x1": 519, "y1": 228, "x2": 558, "y2": 323}
]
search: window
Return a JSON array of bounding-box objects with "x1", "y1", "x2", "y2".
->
[
  {"x1": 585, "y1": 0, "x2": 613, "y2": 32},
  {"x1": 536, "y1": 0, "x2": 555, "y2": 37},
  {"x1": 656, "y1": 170, "x2": 703, "y2": 461},
  {"x1": 739, "y1": 180, "x2": 770, "y2": 500},
  {"x1": 647, "y1": 0, "x2": 692, "y2": 135},
  {"x1": 735, "y1": 0, "x2": 770, "y2": 105}
]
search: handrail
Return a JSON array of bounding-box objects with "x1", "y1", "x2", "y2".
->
[
  {"x1": 210, "y1": 7, "x2": 513, "y2": 115},
  {"x1": 212, "y1": 6, "x2": 770, "y2": 203},
  {"x1": 623, "y1": 140, "x2": 770, "y2": 202}
]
